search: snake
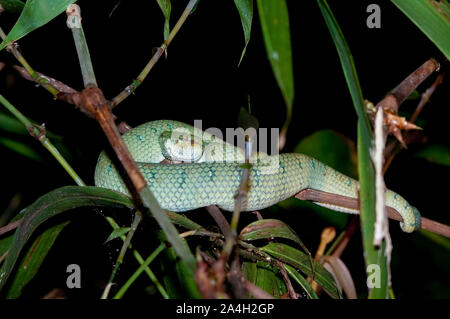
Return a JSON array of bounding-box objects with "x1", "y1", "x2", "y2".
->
[{"x1": 94, "y1": 119, "x2": 421, "y2": 233}]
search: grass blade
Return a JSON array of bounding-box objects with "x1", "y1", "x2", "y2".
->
[
  {"x1": 256, "y1": 0, "x2": 294, "y2": 147},
  {"x1": 392, "y1": 0, "x2": 450, "y2": 60},
  {"x1": 0, "y1": 0, "x2": 24, "y2": 13},
  {"x1": 0, "y1": 0, "x2": 76, "y2": 51},
  {"x1": 317, "y1": 0, "x2": 387, "y2": 298},
  {"x1": 234, "y1": 0, "x2": 253, "y2": 65}
]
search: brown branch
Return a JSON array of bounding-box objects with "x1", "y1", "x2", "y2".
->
[
  {"x1": 227, "y1": 253, "x2": 249, "y2": 299},
  {"x1": 275, "y1": 260, "x2": 298, "y2": 299},
  {"x1": 206, "y1": 205, "x2": 231, "y2": 238},
  {"x1": 12, "y1": 65, "x2": 77, "y2": 94},
  {"x1": 295, "y1": 188, "x2": 450, "y2": 238},
  {"x1": 383, "y1": 72, "x2": 445, "y2": 173},
  {"x1": 0, "y1": 219, "x2": 22, "y2": 236},
  {"x1": 376, "y1": 58, "x2": 440, "y2": 113},
  {"x1": 72, "y1": 87, "x2": 147, "y2": 192},
  {"x1": 410, "y1": 72, "x2": 445, "y2": 123}
]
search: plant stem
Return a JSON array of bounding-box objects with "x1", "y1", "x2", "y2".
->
[
  {"x1": 111, "y1": 0, "x2": 200, "y2": 107},
  {"x1": 0, "y1": 27, "x2": 60, "y2": 97},
  {"x1": 0, "y1": 95, "x2": 168, "y2": 295},
  {"x1": 113, "y1": 243, "x2": 167, "y2": 299},
  {"x1": 66, "y1": 4, "x2": 97, "y2": 87},
  {"x1": 0, "y1": 94, "x2": 84, "y2": 185}
]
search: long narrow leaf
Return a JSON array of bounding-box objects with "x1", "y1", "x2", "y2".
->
[
  {"x1": 234, "y1": 0, "x2": 253, "y2": 65},
  {"x1": 0, "y1": 0, "x2": 24, "y2": 12},
  {"x1": 6, "y1": 221, "x2": 69, "y2": 298},
  {"x1": 0, "y1": 186, "x2": 203, "y2": 292},
  {"x1": 392, "y1": 0, "x2": 450, "y2": 60},
  {"x1": 0, "y1": 0, "x2": 76, "y2": 51},
  {"x1": 317, "y1": 0, "x2": 386, "y2": 299},
  {"x1": 256, "y1": 0, "x2": 294, "y2": 146},
  {"x1": 261, "y1": 242, "x2": 341, "y2": 299}
]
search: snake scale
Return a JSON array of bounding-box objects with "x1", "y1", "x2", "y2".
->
[{"x1": 94, "y1": 120, "x2": 421, "y2": 233}]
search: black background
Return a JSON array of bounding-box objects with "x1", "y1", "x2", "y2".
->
[{"x1": 0, "y1": 0, "x2": 449, "y2": 299}]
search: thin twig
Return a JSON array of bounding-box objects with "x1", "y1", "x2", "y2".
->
[
  {"x1": 0, "y1": 219, "x2": 22, "y2": 236},
  {"x1": 383, "y1": 72, "x2": 445, "y2": 173},
  {"x1": 102, "y1": 210, "x2": 143, "y2": 299},
  {"x1": 11, "y1": 65, "x2": 77, "y2": 94},
  {"x1": 66, "y1": 5, "x2": 97, "y2": 87},
  {"x1": 113, "y1": 242, "x2": 167, "y2": 299},
  {"x1": 275, "y1": 260, "x2": 298, "y2": 299},
  {"x1": 0, "y1": 97, "x2": 166, "y2": 296},
  {"x1": 110, "y1": 0, "x2": 200, "y2": 107},
  {"x1": 376, "y1": 58, "x2": 440, "y2": 114},
  {"x1": 206, "y1": 205, "x2": 231, "y2": 238},
  {"x1": 0, "y1": 28, "x2": 60, "y2": 97},
  {"x1": 0, "y1": 95, "x2": 85, "y2": 185}
]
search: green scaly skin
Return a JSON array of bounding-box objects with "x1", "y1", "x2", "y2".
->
[{"x1": 94, "y1": 120, "x2": 421, "y2": 233}]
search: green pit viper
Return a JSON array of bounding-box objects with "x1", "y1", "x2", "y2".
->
[{"x1": 94, "y1": 120, "x2": 421, "y2": 233}]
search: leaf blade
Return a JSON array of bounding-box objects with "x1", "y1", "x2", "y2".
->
[
  {"x1": 256, "y1": 0, "x2": 294, "y2": 145},
  {"x1": 234, "y1": 0, "x2": 253, "y2": 65},
  {"x1": 0, "y1": 0, "x2": 77, "y2": 51},
  {"x1": 261, "y1": 242, "x2": 341, "y2": 299},
  {"x1": 392, "y1": 0, "x2": 450, "y2": 61}
]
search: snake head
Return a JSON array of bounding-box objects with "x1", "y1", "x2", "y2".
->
[{"x1": 159, "y1": 129, "x2": 203, "y2": 163}]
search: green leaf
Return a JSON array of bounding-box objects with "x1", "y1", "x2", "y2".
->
[
  {"x1": 242, "y1": 260, "x2": 286, "y2": 298},
  {"x1": 0, "y1": 0, "x2": 24, "y2": 13},
  {"x1": 234, "y1": 0, "x2": 253, "y2": 65},
  {"x1": 261, "y1": 242, "x2": 341, "y2": 299},
  {"x1": 156, "y1": 0, "x2": 171, "y2": 40},
  {"x1": 240, "y1": 219, "x2": 310, "y2": 255},
  {"x1": 105, "y1": 227, "x2": 130, "y2": 243},
  {"x1": 392, "y1": 0, "x2": 450, "y2": 61},
  {"x1": 0, "y1": 136, "x2": 42, "y2": 161},
  {"x1": 415, "y1": 144, "x2": 450, "y2": 167},
  {"x1": 0, "y1": 0, "x2": 77, "y2": 51},
  {"x1": 317, "y1": 0, "x2": 384, "y2": 298},
  {"x1": 0, "y1": 186, "x2": 202, "y2": 292},
  {"x1": 6, "y1": 221, "x2": 69, "y2": 298},
  {"x1": 157, "y1": 232, "x2": 201, "y2": 298},
  {"x1": 284, "y1": 264, "x2": 318, "y2": 299},
  {"x1": 256, "y1": 0, "x2": 294, "y2": 140}
]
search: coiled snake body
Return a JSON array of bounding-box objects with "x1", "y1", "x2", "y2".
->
[{"x1": 94, "y1": 120, "x2": 421, "y2": 232}]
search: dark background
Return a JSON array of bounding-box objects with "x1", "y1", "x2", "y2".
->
[{"x1": 0, "y1": 0, "x2": 449, "y2": 298}]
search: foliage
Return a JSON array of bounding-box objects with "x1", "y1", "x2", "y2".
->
[{"x1": 0, "y1": 0, "x2": 449, "y2": 299}]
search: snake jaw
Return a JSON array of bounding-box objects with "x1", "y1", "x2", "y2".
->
[{"x1": 159, "y1": 129, "x2": 203, "y2": 162}]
